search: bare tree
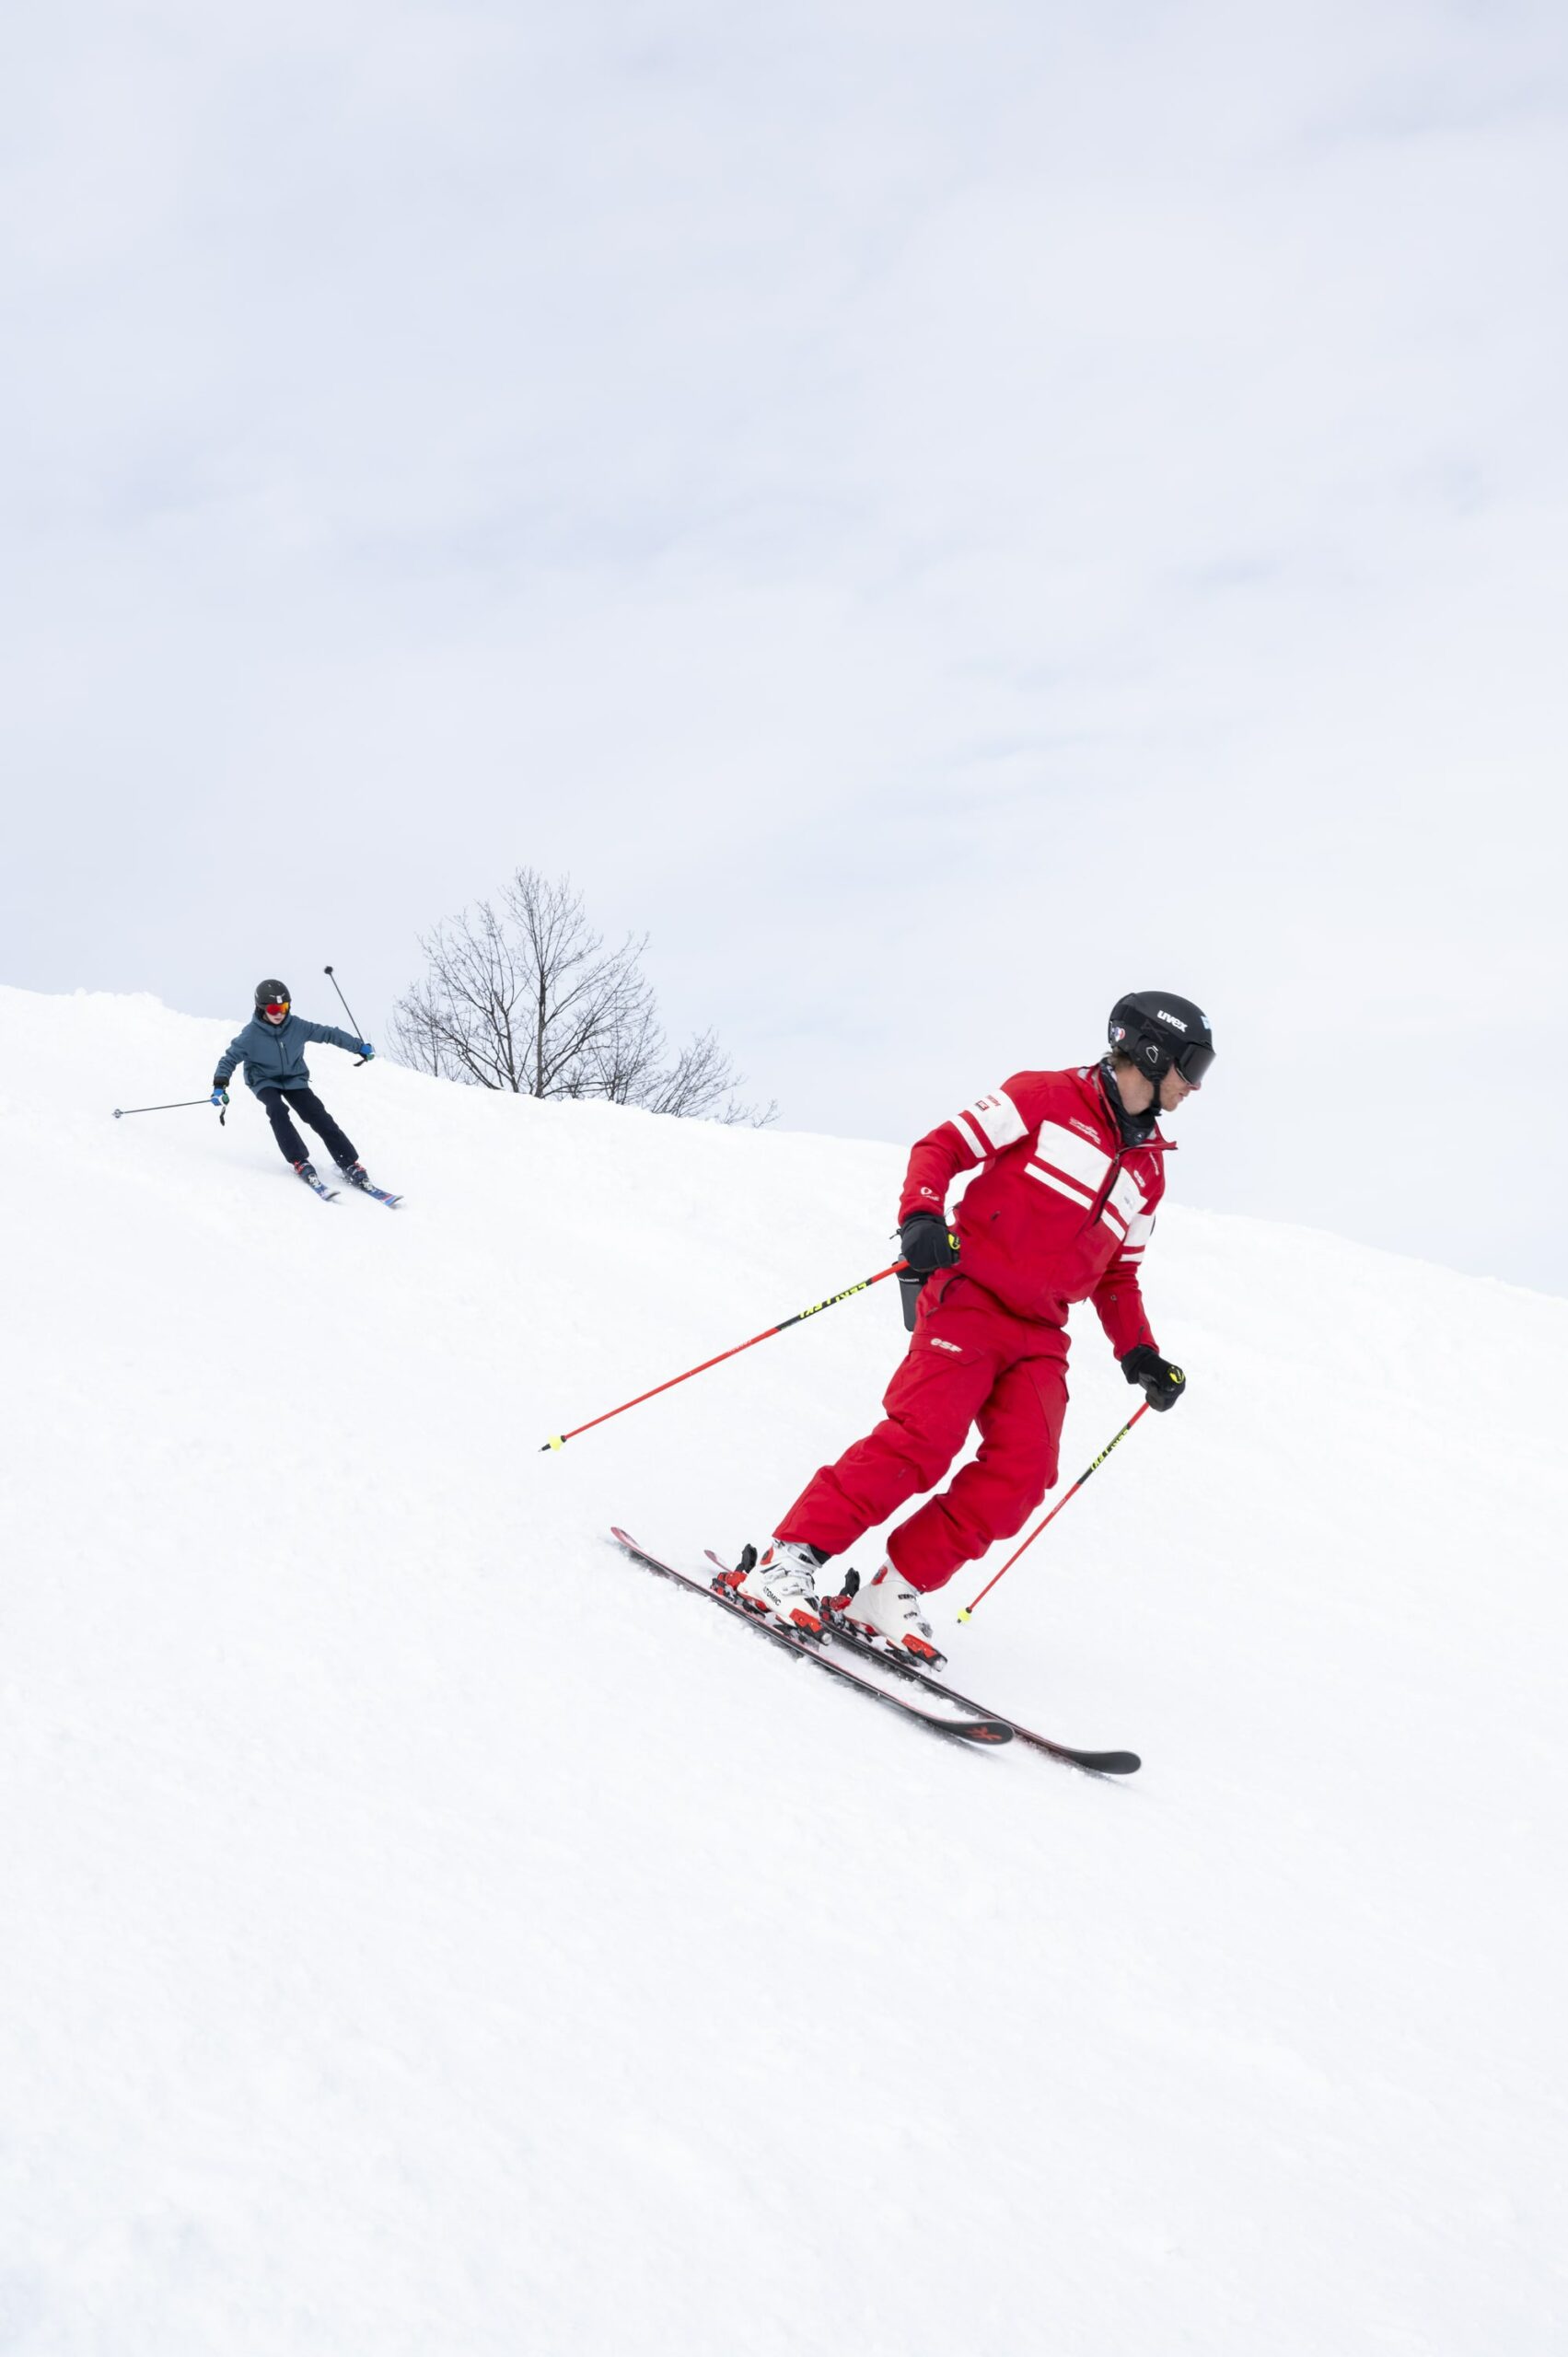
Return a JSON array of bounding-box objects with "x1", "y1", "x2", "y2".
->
[{"x1": 390, "y1": 868, "x2": 774, "y2": 1124}]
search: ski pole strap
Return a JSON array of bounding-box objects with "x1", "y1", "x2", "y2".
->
[
  {"x1": 540, "y1": 1261, "x2": 907, "y2": 1452},
  {"x1": 957, "y1": 1402, "x2": 1149, "y2": 1620}
]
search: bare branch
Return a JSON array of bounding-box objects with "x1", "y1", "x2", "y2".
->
[{"x1": 389, "y1": 867, "x2": 772, "y2": 1121}]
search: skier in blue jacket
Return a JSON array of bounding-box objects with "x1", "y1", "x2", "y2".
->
[{"x1": 213, "y1": 979, "x2": 379, "y2": 1190}]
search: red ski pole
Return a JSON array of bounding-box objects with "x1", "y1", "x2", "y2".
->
[
  {"x1": 957, "y1": 1403, "x2": 1150, "y2": 1621},
  {"x1": 540, "y1": 1262, "x2": 906, "y2": 1452}
]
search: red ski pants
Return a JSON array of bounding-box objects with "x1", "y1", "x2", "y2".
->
[{"x1": 777, "y1": 1271, "x2": 1069, "y2": 1594}]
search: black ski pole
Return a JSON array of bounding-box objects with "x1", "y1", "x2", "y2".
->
[
  {"x1": 323, "y1": 964, "x2": 369, "y2": 1065},
  {"x1": 112, "y1": 1097, "x2": 226, "y2": 1125}
]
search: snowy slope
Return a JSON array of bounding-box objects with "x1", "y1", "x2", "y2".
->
[{"x1": 2, "y1": 983, "x2": 1564, "y2": 2357}]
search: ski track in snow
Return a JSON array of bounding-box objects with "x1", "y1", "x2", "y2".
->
[{"x1": 2, "y1": 984, "x2": 1565, "y2": 2356}]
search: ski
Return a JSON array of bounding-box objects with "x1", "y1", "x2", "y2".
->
[
  {"x1": 828, "y1": 1620, "x2": 1140, "y2": 1777},
  {"x1": 344, "y1": 1178, "x2": 402, "y2": 1207},
  {"x1": 295, "y1": 1168, "x2": 338, "y2": 1202},
  {"x1": 610, "y1": 1531, "x2": 1012, "y2": 1749},
  {"x1": 705, "y1": 1550, "x2": 1140, "y2": 1777}
]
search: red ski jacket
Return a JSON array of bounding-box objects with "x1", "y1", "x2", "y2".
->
[{"x1": 898, "y1": 1063, "x2": 1169, "y2": 1356}]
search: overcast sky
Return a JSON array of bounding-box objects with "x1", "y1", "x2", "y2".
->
[{"x1": 4, "y1": 0, "x2": 1565, "y2": 1291}]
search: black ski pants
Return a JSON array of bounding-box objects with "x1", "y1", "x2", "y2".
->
[{"x1": 256, "y1": 1086, "x2": 356, "y2": 1170}]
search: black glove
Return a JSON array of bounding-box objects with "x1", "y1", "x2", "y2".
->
[
  {"x1": 899, "y1": 1213, "x2": 960, "y2": 1275},
  {"x1": 1121, "y1": 1344, "x2": 1186, "y2": 1411}
]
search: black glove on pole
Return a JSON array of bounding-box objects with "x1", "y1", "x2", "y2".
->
[
  {"x1": 1120, "y1": 1344, "x2": 1186, "y2": 1411},
  {"x1": 323, "y1": 965, "x2": 370, "y2": 1065},
  {"x1": 896, "y1": 1213, "x2": 960, "y2": 1330},
  {"x1": 898, "y1": 1213, "x2": 960, "y2": 1273}
]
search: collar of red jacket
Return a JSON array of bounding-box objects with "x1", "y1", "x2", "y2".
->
[{"x1": 1094, "y1": 1058, "x2": 1175, "y2": 1155}]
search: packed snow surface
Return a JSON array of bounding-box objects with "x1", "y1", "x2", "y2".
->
[{"x1": 3, "y1": 984, "x2": 1564, "y2": 2356}]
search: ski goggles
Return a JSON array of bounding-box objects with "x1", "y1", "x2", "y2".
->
[
  {"x1": 261, "y1": 998, "x2": 290, "y2": 1019},
  {"x1": 1173, "y1": 1039, "x2": 1215, "y2": 1086}
]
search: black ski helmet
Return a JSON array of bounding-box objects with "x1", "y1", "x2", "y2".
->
[
  {"x1": 1108, "y1": 992, "x2": 1214, "y2": 1086},
  {"x1": 254, "y1": 978, "x2": 292, "y2": 1013}
]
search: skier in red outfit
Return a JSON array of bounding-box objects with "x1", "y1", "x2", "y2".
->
[{"x1": 718, "y1": 993, "x2": 1214, "y2": 1667}]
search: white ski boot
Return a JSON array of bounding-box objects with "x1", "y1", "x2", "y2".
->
[
  {"x1": 836, "y1": 1564, "x2": 947, "y2": 1670},
  {"x1": 714, "y1": 1540, "x2": 826, "y2": 1638}
]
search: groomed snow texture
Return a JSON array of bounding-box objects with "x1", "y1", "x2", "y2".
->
[{"x1": 3, "y1": 985, "x2": 1564, "y2": 2356}]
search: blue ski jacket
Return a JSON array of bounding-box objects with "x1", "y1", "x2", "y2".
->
[{"x1": 214, "y1": 1013, "x2": 362, "y2": 1095}]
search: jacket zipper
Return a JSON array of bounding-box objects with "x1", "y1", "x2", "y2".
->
[{"x1": 1086, "y1": 1074, "x2": 1167, "y2": 1229}]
